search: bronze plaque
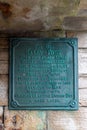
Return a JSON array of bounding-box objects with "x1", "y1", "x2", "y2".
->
[{"x1": 9, "y1": 38, "x2": 78, "y2": 110}]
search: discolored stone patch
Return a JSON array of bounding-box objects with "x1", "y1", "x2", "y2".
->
[
  {"x1": 0, "y1": 2, "x2": 12, "y2": 18},
  {"x1": 4, "y1": 107, "x2": 46, "y2": 130}
]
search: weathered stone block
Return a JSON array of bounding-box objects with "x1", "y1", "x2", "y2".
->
[
  {"x1": 79, "y1": 89, "x2": 87, "y2": 106},
  {"x1": 78, "y1": 49, "x2": 87, "y2": 75},
  {"x1": 79, "y1": 76, "x2": 87, "y2": 89},
  {"x1": 0, "y1": 61, "x2": 8, "y2": 74},
  {"x1": 0, "y1": 49, "x2": 8, "y2": 61},
  {"x1": 0, "y1": 0, "x2": 79, "y2": 31},
  {"x1": 63, "y1": 17, "x2": 87, "y2": 31},
  {"x1": 48, "y1": 107, "x2": 87, "y2": 130},
  {"x1": 4, "y1": 107, "x2": 46, "y2": 130},
  {"x1": 0, "y1": 75, "x2": 8, "y2": 105},
  {"x1": 78, "y1": 0, "x2": 87, "y2": 10},
  {"x1": 0, "y1": 38, "x2": 8, "y2": 48},
  {"x1": 0, "y1": 107, "x2": 4, "y2": 130}
]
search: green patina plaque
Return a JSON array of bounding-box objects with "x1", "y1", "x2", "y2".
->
[{"x1": 9, "y1": 38, "x2": 78, "y2": 110}]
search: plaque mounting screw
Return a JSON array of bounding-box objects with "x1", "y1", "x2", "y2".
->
[
  {"x1": 69, "y1": 41, "x2": 75, "y2": 46},
  {"x1": 69, "y1": 100, "x2": 76, "y2": 108},
  {"x1": 11, "y1": 101, "x2": 18, "y2": 108}
]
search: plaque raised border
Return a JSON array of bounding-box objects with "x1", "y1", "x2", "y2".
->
[{"x1": 9, "y1": 38, "x2": 78, "y2": 110}]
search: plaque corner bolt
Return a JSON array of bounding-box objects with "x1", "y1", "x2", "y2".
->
[
  {"x1": 69, "y1": 100, "x2": 77, "y2": 108},
  {"x1": 11, "y1": 100, "x2": 18, "y2": 108}
]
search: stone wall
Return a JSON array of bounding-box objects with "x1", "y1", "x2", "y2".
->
[
  {"x1": 0, "y1": 0, "x2": 85, "y2": 32},
  {"x1": 0, "y1": 0, "x2": 87, "y2": 130}
]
